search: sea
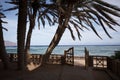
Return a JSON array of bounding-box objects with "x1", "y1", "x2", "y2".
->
[{"x1": 6, "y1": 45, "x2": 120, "y2": 57}]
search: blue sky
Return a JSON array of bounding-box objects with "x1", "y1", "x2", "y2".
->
[{"x1": 1, "y1": 0, "x2": 120, "y2": 45}]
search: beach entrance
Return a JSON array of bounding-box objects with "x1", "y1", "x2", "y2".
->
[
  {"x1": 64, "y1": 47, "x2": 74, "y2": 66},
  {"x1": 64, "y1": 47, "x2": 86, "y2": 67},
  {"x1": 63, "y1": 47, "x2": 85, "y2": 67}
]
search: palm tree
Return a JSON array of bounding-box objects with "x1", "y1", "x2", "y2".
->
[
  {"x1": 17, "y1": 0, "x2": 27, "y2": 70},
  {"x1": 24, "y1": 0, "x2": 57, "y2": 65},
  {"x1": 0, "y1": 5, "x2": 10, "y2": 69},
  {"x1": 3, "y1": 0, "x2": 27, "y2": 70},
  {"x1": 41, "y1": 0, "x2": 74, "y2": 65},
  {"x1": 41, "y1": 0, "x2": 120, "y2": 65},
  {"x1": 5, "y1": 0, "x2": 58, "y2": 66}
]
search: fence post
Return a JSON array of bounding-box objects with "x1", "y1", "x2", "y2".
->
[
  {"x1": 72, "y1": 47, "x2": 74, "y2": 65},
  {"x1": 85, "y1": 47, "x2": 89, "y2": 69},
  {"x1": 9, "y1": 54, "x2": 14, "y2": 62}
]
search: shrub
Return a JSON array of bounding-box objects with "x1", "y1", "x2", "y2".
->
[{"x1": 111, "y1": 51, "x2": 120, "y2": 60}]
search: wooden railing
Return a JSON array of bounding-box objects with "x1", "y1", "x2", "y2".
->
[
  {"x1": 8, "y1": 53, "x2": 42, "y2": 64},
  {"x1": 7, "y1": 47, "x2": 74, "y2": 65},
  {"x1": 84, "y1": 47, "x2": 108, "y2": 69},
  {"x1": 8, "y1": 53, "x2": 18, "y2": 62},
  {"x1": 88, "y1": 56, "x2": 107, "y2": 68},
  {"x1": 8, "y1": 53, "x2": 63, "y2": 64},
  {"x1": 48, "y1": 54, "x2": 63, "y2": 64},
  {"x1": 30, "y1": 54, "x2": 42, "y2": 64}
]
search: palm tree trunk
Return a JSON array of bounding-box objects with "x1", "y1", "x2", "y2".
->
[
  {"x1": 17, "y1": 0, "x2": 27, "y2": 70},
  {"x1": 24, "y1": 11, "x2": 36, "y2": 65},
  {"x1": 0, "y1": 19, "x2": 10, "y2": 69},
  {"x1": 24, "y1": 19, "x2": 35, "y2": 65},
  {"x1": 41, "y1": 24, "x2": 66, "y2": 65},
  {"x1": 24, "y1": 27, "x2": 33, "y2": 65},
  {"x1": 41, "y1": 4, "x2": 73, "y2": 66}
]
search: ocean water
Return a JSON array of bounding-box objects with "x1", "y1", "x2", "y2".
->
[{"x1": 6, "y1": 45, "x2": 120, "y2": 57}]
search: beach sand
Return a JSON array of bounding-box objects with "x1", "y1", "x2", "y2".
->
[{"x1": 0, "y1": 57, "x2": 113, "y2": 80}]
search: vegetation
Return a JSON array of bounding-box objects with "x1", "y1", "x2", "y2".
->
[{"x1": 111, "y1": 51, "x2": 120, "y2": 60}]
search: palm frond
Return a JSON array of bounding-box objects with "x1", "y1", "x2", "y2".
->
[
  {"x1": 93, "y1": 3, "x2": 120, "y2": 26},
  {"x1": 48, "y1": 10, "x2": 58, "y2": 18},
  {"x1": 40, "y1": 16, "x2": 45, "y2": 28},
  {"x1": 82, "y1": 8, "x2": 100, "y2": 25},
  {"x1": 1, "y1": 26, "x2": 8, "y2": 31},
  {"x1": 105, "y1": 22, "x2": 117, "y2": 31},
  {"x1": 69, "y1": 20, "x2": 82, "y2": 40},
  {"x1": 5, "y1": 1, "x2": 19, "y2": 5},
  {"x1": 0, "y1": 19, "x2": 8, "y2": 31},
  {"x1": 87, "y1": 18, "x2": 102, "y2": 39},
  {"x1": 0, "y1": 12, "x2": 6, "y2": 18},
  {"x1": 37, "y1": 8, "x2": 50, "y2": 29},
  {"x1": 76, "y1": 16, "x2": 90, "y2": 30},
  {"x1": 95, "y1": 4, "x2": 120, "y2": 17},
  {"x1": 98, "y1": 18, "x2": 112, "y2": 38},
  {"x1": 0, "y1": 5, "x2": 6, "y2": 18},
  {"x1": 94, "y1": 0, "x2": 120, "y2": 11},
  {"x1": 86, "y1": 6, "x2": 117, "y2": 32},
  {"x1": 4, "y1": 6, "x2": 18, "y2": 11},
  {"x1": 71, "y1": 19, "x2": 84, "y2": 31},
  {"x1": 67, "y1": 24, "x2": 75, "y2": 40},
  {"x1": 45, "y1": 13, "x2": 53, "y2": 26}
]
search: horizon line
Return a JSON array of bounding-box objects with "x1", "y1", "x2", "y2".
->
[{"x1": 5, "y1": 44, "x2": 120, "y2": 47}]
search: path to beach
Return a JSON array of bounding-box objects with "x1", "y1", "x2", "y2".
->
[{"x1": 0, "y1": 58, "x2": 113, "y2": 80}]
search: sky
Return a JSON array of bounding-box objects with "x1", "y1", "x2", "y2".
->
[{"x1": 1, "y1": 0, "x2": 120, "y2": 45}]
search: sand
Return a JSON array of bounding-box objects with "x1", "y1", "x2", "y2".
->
[
  {"x1": 0, "y1": 57, "x2": 116, "y2": 80},
  {"x1": 27, "y1": 56, "x2": 85, "y2": 71}
]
